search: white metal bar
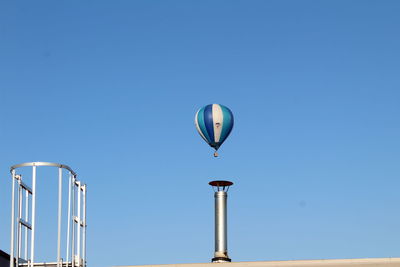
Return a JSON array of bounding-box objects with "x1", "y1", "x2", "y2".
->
[
  {"x1": 82, "y1": 185, "x2": 86, "y2": 267},
  {"x1": 17, "y1": 179, "x2": 22, "y2": 265},
  {"x1": 25, "y1": 190, "x2": 28, "y2": 259},
  {"x1": 66, "y1": 173, "x2": 72, "y2": 264},
  {"x1": 10, "y1": 170, "x2": 16, "y2": 267},
  {"x1": 57, "y1": 168, "x2": 62, "y2": 267},
  {"x1": 30, "y1": 166, "x2": 37, "y2": 267},
  {"x1": 19, "y1": 261, "x2": 74, "y2": 267},
  {"x1": 71, "y1": 177, "x2": 75, "y2": 267},
  {"x1": 76, "y1": 182, "x2": 81, "y2": 266}
]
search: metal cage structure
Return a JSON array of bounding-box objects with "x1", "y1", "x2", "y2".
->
[{"x1": 9, "y1": 162, "x2": 87, "y2": 267}]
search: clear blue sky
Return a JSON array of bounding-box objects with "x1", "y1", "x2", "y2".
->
[{"x1": 1, "y1": 1, "x2": 400, "y2": 267}]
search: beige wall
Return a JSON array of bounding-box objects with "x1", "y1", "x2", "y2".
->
[{"x1": 116, "y1": 258, "x2": 400, "y2": 267}]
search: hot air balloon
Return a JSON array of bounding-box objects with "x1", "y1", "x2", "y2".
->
[{"x1": 195, "y1": 104, "x2": 234, "y2": 157}]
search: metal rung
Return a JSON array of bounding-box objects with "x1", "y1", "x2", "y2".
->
[
  {"x1": 20, "y1": 181, "x2": 33, "y2": 194},
  {"x1": 18, "y1": 258, "x2": 28, "y2": 263},
  {"x1": 19, "y1": 219, "x2": 32, "y2": 230},
  {"x1": 74, "y1": 216, "x2": 82, "y2": 225},
  {"x1": 19, "y1": 262, "x2": 73, "y2": 267},
  {"x1": 73, "y1": 216, "x2": 85, "y2": 227}
]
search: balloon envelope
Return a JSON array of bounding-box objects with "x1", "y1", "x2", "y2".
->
[{"x1": 194, "y1": 104, "x2": 234, "y2": 151}]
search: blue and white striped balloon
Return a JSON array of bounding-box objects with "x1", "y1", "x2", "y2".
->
[{"x1": 195, "y1": 104, "x2": 234, "y2": 156}]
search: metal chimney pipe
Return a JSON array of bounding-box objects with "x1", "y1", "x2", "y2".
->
[{"x1": 209, "y1": 180, "x2": 233, "y2": 263}]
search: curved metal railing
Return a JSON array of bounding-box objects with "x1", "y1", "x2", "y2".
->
[{"x1": 10, "y1": 162, "x2": 77, "y2": 176}]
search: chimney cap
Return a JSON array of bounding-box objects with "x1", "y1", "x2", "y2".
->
[{"x1": 209, "y1": 180, "x2": 233, "y2": 187}]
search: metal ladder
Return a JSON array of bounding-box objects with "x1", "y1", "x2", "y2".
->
[
  {"x1": 12, "y1": 173, "x2": 33, "y2": 267},
  {"x1": 70, "y1": 180, "x2": 87, "y2": 267}
]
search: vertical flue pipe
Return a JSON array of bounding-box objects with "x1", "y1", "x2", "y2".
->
[
  {"x1": 214, "y1": 191, "x2": 229, "y2": 261},
  {"x1": 209, "y1": 180, "x2": 233, "y2": 263}
]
